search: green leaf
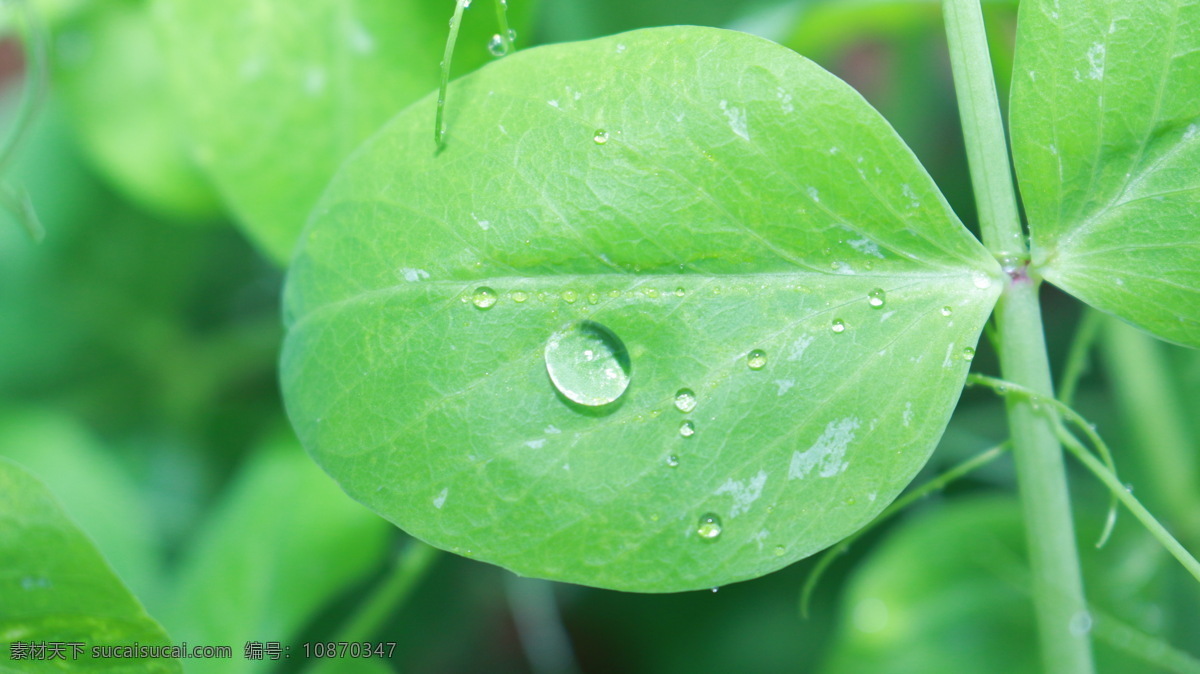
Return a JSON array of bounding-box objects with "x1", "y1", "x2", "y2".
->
[
  {"x1": 0, "y1": 411, "x2": 163, "y2": 613},
  {"x1": 53, "y1": 0, "x2": 220, "y2": 219},
  {"x1": 167, "y1": 435, "x2": 391, "y2": 673},
  {"x1": 154, "y1": 0, "x2": 535, "y2": 263},
  {"x1": 0, "y1": 458, "x2": 179, "y2": 673},
  {"x1": 1011, "y1": 0, "x2": 1200, "y2": 347},
  {"x1": 282, "y1": 26, "x2": 1003, "y2": 592}
]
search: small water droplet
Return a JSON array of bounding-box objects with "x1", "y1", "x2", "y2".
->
[
  {"x1": 747, "y1": 349, "x2": 767, "y2": 370},
  {"x1": 831, "y1": 319, "x2": 846, "y2": 333},
  {"x1": 511, "y1": 290, "x2": 528, "y2": 303},
  {"x1": 679, "y1": 420, "x2": 696, "y2": 438},
  {"x1": 666, "y1": 454, "x2": 680, "y2": 467},
  {"x1": 587, "y1": 292, "x2": 600, "y2": 304},
  {"x1": 487, "y1": 33, "x2": 509, "y2": 57},
  {"x1": 562, "y1": 289, "x2": 578, "y2": 303},
  {"x1": 472, "y1": 287, "x2": 497, "y2": 309},
  {"x1": 697, "y1": 513, "x2": 722, "y2": 540},
  {"x1": 773, "y1": 545, "x2": 785, "y2": 557},
  {"x1": 545, "y1": 321, "x2": 632, "y2": 406},
  {"x1": 962, "y1": 347, "x2": 976, "y2": 361},
  {"x1": 941, "y1": 306, "x2": 953, "y2": 317},
  {"x1": 593, "y1": 129, "x2": 609, "y2": 144},
  {"x1": 868, "y1": 288, "x2": 886, "y2": 308},
  {"x1": 830, "y1": 261, "x2": 843, "y2": 271},
  {"x1": 645, "y1": 288, "x2": 659, "y2": 299},
  {"x1": 711, "y1": 587, "x2": 719, "y2": 593},
  {"x1": 973, "y1": 274, "x2": 993, "y2": 289},
  {"x1": 674, "y1": 388, "x2": 697, "y2": 413},
  {"x1": 675, "y1": 287, "x2": 686, "y2": 297}
]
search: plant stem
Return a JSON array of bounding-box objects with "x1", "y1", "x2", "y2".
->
[
  {"x1": 335, "y1": 540, "x2": 439, "y2": 643},
  {"x1": 943, "y1": 1, "x2": 1095, "y2": 672},
  {"x1": 435, "y1": 0, "x2": 470, "y2": 150},
  {"x1": 941, "y1": 0, "x2": 1022, "y2": 256}
]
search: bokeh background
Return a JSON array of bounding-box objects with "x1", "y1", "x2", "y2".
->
[{"x1": 1, "y1": 0, "x2": 1198, "y2": 672}]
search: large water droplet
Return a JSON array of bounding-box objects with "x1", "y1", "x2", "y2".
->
[
  {"x1": 831, "y1": 318, "x2": 846, "y2": 333},
  {"x1": 697, "y1": 513, "x2": 722, "y2": 540},
  {"x1": 545, "y1": 321, "x2": 632, "y2": 406},
  {"x1": 562, "y1": 289, "x2": 578, "y2": 303},
  {"x1": 472, "y1": 287, "x2": 497, "y2": 309},
  {"x1": 679, "y1": 420, "x2": 696, "y2": 438},
  {"x1": 747, "y1": 349, "x2": 768, "y2": 370},
  {"x1": 868, "y1": 288, "x2": 886, "y2": 308},
  {"x1": 674, "y1": 388, "x2": 697, "y2": 413},
  {"x1": 593, "y1": 129, "x2": 609, "y2": 145}
]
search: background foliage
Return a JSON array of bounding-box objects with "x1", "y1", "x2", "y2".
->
[{"x1": 1, "y1": 0, "x2": 1197, "y2": 671}]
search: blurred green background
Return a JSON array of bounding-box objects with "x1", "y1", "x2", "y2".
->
[{"x1": 1, "y1": 0, "x2": 1197, "y2": 672}]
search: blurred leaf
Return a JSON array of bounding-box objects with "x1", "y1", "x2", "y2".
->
[
  {"x1": 52, "y1": 0, "x2": 220, "y2": 219},
  {"x1": 1010, "y1": 0, "x2": 1200, "y2": 347},
  {"x1": 822, "y1": 496, "x2": 1195, "y2": 674},
  {"x1": 534, "y1": 0, "x2": 796, "y2": 42},
  {"x1": 0, "y1": 458, "x2": 179, "y2": 673},
  {"x1": 167, "y1": 435, "x2": 392, "y2": 673},
  {"x1": 0, "y1": 411, "x2": 164, "y2": 612},
  {"x1": 282, "y1": 26, "x2": 1002, "y2": 592},
  {"x1": 153, "y1": 0, "x2": 535, "y2": 263},
  {"x1": 822, "y1": 498, "x2": 1037, "y2": 674}
]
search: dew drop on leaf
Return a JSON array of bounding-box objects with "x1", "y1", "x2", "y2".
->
[
  {"x1": 773, "y1": 545, "x2": 786, "y2": 557},
  {"x1": 472, "y1": 286, "x2": 497, "y2": 309},
  {"x1": 544, "y1": 320, "x2": 632, "y2": 406},
  {"x1": 831, "y1": 318, "x2": 846, "y2": 333},
  {"x1": 962, "y1": 347, "x2": 976, "y2": 362},
  {"x1": 511, "y1": 290, "x2": 528, "y2": 303},
  {"x1": 679, "y1": 420, "x2": 696, "y2": 438},
  {"x1": 941, "y1": 306, "x2": 953, "y2": 317},
  {"x1": 746, "y1": 349, "x2": 768, "y2": 370},
  {"x1": 868, "y1": 288, "x2": 886, "y2": 308},
  {"x1": 674, "y1": 388, "x2": 697, "y2": 413},
  {"x1": 666, "y1": 454, "x2": 680, "y2": 468},
  {"x1": 562, "y1": 289, "x2": 578, "y2": 303},
  {"x1": 593, "y1": 129, "x2": 609, "y2": 144},
  {"x1": 697, "y1": 513, "x2": 723, "y2": 540}
]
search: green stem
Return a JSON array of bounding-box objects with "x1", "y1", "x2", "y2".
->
[
  {"x1": 493, "y1": 0, "x2": 514, "y2": 54},
  {"x1": 941, "y1": 0, "x2": 1023, "y2": 256},
  {"x1": 1058, "y1": 308, "x2": 1104, "y2": 406},
  {"x1": 943, "y1": 1, "x2": 1095, "y2": 672},
  {"x1": 335, "y1": 541, "x2": 439, "y2": 643},
  {"x1": 435, "y1": 0, "x2": 470, "y2": 150}
]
